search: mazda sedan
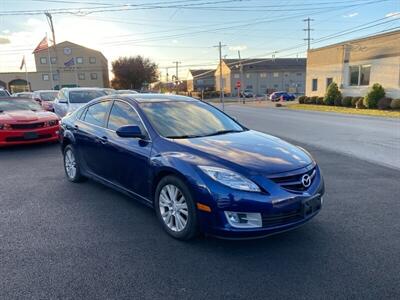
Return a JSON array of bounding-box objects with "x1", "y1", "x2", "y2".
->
[{"x1": 59, "y1": 94, "x2": 324, "y2": 240}]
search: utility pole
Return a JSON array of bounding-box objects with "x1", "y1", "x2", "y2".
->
[
  {"x1": 214, "y1": 41, "x2": 226, "y2": 110},
  {"x1": 172, "y1": 61, "x2": 181, "y2": 93},
  {"x1": 165, "y1": 67, "x2": 169, "y2": 83},
  {"x1": 238, "y1": 50, "x2": 244, "y2": 104},
  {"x1": 303, "y1": 17, "x2": 314, "y2": 51},
  {"x1": 45, "y1": 12, "x2": 60, "y2": 89}
]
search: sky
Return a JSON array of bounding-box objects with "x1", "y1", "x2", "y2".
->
[{"x1": 0, "y1": 0, "x2": 399, "y2": 80}]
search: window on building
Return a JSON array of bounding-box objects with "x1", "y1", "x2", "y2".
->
[
  {"x1": 246, "y1": 74, "x2": 251, "y2": 79},
  {"x1": 233, "y1": 74, "x2": 240, "y2": 79},
  {"x1": 273, "y1": 72, "x2": 279, "y2": 77},
  {"x1": 349, "y1": 65, "x2": 371, "y2": 86},
  {"x1": 40, "y1": 57, "x2": 47, "y2": 64},
  {"x1": 284, "y1": 73, "x2": 289, "y2": 77},
  {"x1": 76, "y1": 57, "x2": 83, "y2": 64},
  {"x1": 297, "y1": 72, "x2": 302, "y2": 76},
  {"x1": 326, "y1": 77, "x2": 333, "y2": 88},
  {"x1": 89, "y1": 57, "x2": 96, "y2": 64},
  {"x1": 53, "y1": 73, "x2": 59, "y2": 81},
  {"x1": 90, "y1": 73, "x2": 98, "y2": 80},
  {"x1": 78, "y1": 73, "x2": 85, "y2": 80},
  {"x1": 196, "y1": 79, "x2": 204, "y2": 85},
  {"x1": 273, "y1": 84, "x2": 279, "y2": 88},
  {"x1": 42, "y1": 74, "x2": 49, "y2": 81},
  {"x1": 312, "y1": 78, "x2": 318, "y2": 91},
  {"x1": 51, "y1": 57, "x2": 57, "y2": 64},
  {"x1": 260, "y1": 73, "x2": 267, "y2": 78}
]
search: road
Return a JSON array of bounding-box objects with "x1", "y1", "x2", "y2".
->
[
  {"x1": 222, "y1": 104, "x2": 400, "y2": 170},
  {"x1": 1, "y1": 108, "x2": 400, "y2": 299}
]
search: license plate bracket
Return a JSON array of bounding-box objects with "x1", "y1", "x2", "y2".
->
[{"x1": 302, "y1": 195, "x2": 321, "y2": 217}]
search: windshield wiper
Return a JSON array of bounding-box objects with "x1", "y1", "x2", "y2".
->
[
  {"x1": 204, "y1": 129, "x2": 243, "y2": 137},
  {"x1": 166, "y1": 134, "x2": 202, "y2": 139}
]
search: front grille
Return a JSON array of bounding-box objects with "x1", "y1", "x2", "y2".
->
[
  {"x1": 11, "y1": 122, "x2": 45, "y2": 130},
  {"x1": 269, "y1": 167, "x2": 316, "y2": 193},
  {"x1": 262, "y1": 209, "x2": 303, "y2": 227},
  {"x1": 5, "y1": 134, "x2": 52, "y2": 142}
]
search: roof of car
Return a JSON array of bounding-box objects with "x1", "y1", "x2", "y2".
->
[
  {"x1": 62, "y1": 87, "x2": 105, "y2": 92},
  {"x1": 119, "y1": 93, "x2": 198, "y2": 103},
  {"x1": 34, "y1": 90, "x2": 59, "y2": 93}
]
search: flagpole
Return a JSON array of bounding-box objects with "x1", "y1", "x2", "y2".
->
[
  {"x1": 24, "y1": 55, "x2": 29, "y2": 91},
  {"x1": 46, "y1": 33, "x2": 54, "y2": 90}
]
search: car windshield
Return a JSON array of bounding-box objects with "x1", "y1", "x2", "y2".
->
[
  {"x1": 0, "y1": 99, "x2": 43, "y2": 112},
  {"x1": 69, "y1": 90, "x2": 106, "y2": 103},
  {"x1": 40, "y1": 92, "x2": 58, "y2": 101},
  {"x1": 140, "y1": 101, "x2": 245, "y2": 138},
  {"x1": 0, "y1": 90, "x2": 9, "y2": 97}
]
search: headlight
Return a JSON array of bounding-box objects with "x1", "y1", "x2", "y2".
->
[{"x1": 198, "y1": 166, "x2": 261, "y2": 192}]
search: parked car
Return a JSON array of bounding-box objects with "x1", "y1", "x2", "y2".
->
[
  {"x1": 60, "y1": 94, "x2": 324, "y2": 240},
  {"x1": 0, "y1": 88, "x2": 10, "y2": 97},
  {"x1": 12, "y1": 92, "x2": 34, "y2": 98},
  {"x1": 32, "y1": 90, "x2": 59, "y2": 112},
  {"x1": 114, "y1": 89, "x2": 139, "y2": 95},
  {"x1": 101, "y1": 88, "x2": 116, "y2": 95},
  {"x1": 269, "y1": 91, "x2": 296, "y2": 101},
  {"x1": 240, "y1": 89, "x2": 254, "y2": 98},
  {"x1": 0, "y1": 97, "x2": 59, "y2": 147},
  {"x1": 53, "y1": 87, "x2": 106, "y2": 118}
]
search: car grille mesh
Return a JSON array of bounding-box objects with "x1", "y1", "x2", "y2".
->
[
  {"x1": 11, "y1": 122, "x2": 45, "y2": 130},
  {"x1": 262, "y1": 209, "x2": 303, "y2": 227},
  {"x1": 5, "y1": 134, "x2": 51, "y2": 142},
  {"x1": 269, "y1": 167, "x2": 316, "y2": 193}
]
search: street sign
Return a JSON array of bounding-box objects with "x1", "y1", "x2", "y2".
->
[{"x1": 236, "y1": 81, "x2": 241, "y2": 88}]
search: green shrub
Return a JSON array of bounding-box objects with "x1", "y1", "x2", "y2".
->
[
  {"x1": 324, "y1": 82, "x2": 342, "y2": 106},
  {"x1": 356, "y1": 98, "x2": 366, "y2": 109},
  {"x1": 316, "y1": 97, "x2": 324, "y2": 105},
  {"x1": 364, "y1": 83, "x2": 385, "y2": 109},
  {"x1": 298, "y1": 96, "x2": 307, "y2": 104},
  {"x1": 390, "y1": 99, "x2": 400, "y2": 109},
  {"x1": 334, "y1": 97, "x2": 342, "y2": 106},
  {"x1": 377, "y1": 97, "x2": 392, "y2": 110},
  {"x1": 342, "y1": 96, "x2": 353, "y2": 107},
  {"x1": 310, "y1": 96, "x2": 318, "y2": 104}
]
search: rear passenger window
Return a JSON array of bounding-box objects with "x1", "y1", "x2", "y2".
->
[
  {"x1": 107, "y1": 101, "x2": 145, "y2": 133},
  {"x1": 83, "y1": 101, "x2": 110, "y2": 127}
]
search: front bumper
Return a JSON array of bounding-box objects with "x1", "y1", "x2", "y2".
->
[
  {"x1": 193, "y1": 165, "x2": 325, "y2": 239},
  {"x1": 0, "y1": 126, "x2": 59, "y2": 147}
]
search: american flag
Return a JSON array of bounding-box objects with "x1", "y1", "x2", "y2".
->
[
  {"x1": 32, "y1": 37, "x2": 48, "y2": 53},
  {"x1": 64, "y1": 58, "x2": 75, "y2": 67}
]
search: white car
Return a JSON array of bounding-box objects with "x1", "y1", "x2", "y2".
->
[{"x1": 53, "y1": 88, "x2": 106, "y2": 118}]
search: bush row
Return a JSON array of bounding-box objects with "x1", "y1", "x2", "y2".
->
[{"x1": 298, "y1": 83, "x2": 400, "y2": 110}]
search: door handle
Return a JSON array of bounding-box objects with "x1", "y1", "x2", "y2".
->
[{"x1": 98, "y1": 136, "x2": 108, "y2": 144}]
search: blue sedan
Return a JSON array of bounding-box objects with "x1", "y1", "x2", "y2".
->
[{"x1": 59, "y1": 94, "x2": 324, "y2": 240}]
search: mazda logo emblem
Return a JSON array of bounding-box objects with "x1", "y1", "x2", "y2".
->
[{"x1": 301, "y1": 174, "x2": 311, "y2": 188}]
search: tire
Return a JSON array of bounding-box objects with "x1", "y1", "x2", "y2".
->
[
  {"x1": 155, "y1": 175, "x2": 198, "y2": 240},
  {"x1": 63, "y1": 144, "x2": 85, "y2": 183}
]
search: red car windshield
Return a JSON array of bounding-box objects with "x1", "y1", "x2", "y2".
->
[{"x1": 0, "y1": 99, "x2": 43, "y2": 112}]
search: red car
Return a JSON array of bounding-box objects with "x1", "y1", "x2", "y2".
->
[{"x1": 0, "y1": 97, "x2": 59, "y2": 147}]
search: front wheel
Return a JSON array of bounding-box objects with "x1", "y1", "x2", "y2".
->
[{"x1": 155, "y1": 176, "x2": 198, "y2": 240}]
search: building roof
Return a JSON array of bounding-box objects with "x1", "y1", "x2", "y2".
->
[
  {"x1": 188, "y1": 69, "x2": 215, "y2": 78},
  {"x1": 222, "y1": 58, "x2": 306, "y2": 71},
  {"x1": 309, "y1": 29, "x2": 400, "y2": 52}
]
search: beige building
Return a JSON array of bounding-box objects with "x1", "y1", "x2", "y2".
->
[
  {"x1": 215, "y1": 58, "x2": 306, "y2": 96},
  {"x1": 306, "y1": 30, "x2": 400, "y2": 98},
  {"x1": 0, "y1": 41, "x2": 109, "y2": 93}
]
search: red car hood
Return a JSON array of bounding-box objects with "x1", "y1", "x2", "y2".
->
[{"x1": 0, "y1": 110, "x2": 58, "y2": 123}]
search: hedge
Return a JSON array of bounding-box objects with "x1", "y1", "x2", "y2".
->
[{"x1": 390, "y1": 99, "x2": 400, "y2": 109}]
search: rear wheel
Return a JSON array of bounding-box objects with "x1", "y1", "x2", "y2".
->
[
  {"x1": 155, "y1": 176, "x2": 198, "y2": 240},
  {"x1": 63, "y1": 145, "x2": 84, "y2": 182}
]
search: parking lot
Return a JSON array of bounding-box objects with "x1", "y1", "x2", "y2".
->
[{"x1": 1, "y1": 107, "x2": 400, "y2": 299}]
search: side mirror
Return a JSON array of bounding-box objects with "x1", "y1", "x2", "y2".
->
[
  {"x1": 116, "y1": 125, "x2": 145, "y2": 139},
  {"x1": 58, "y1": 98, "x2": 67, "y2": 104}
]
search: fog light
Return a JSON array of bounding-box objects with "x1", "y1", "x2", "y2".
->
[{"x1": 224, "y1": 211, "x2": 262, "y2": 228}]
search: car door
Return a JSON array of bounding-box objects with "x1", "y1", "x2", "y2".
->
[
  {"x1": 105, "y1": 100, "x2": 152, "y2": 198},
  {"x1": 75, "y1": 100, "x2": 112, "y2": 179}
]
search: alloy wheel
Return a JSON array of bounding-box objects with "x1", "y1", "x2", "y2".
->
[
  {"x1": 64, "y1": 149, "x2": 77, "y2": 179},
  {"x1": 159, "y1": 184, "x2": 189, "y2": 232}
]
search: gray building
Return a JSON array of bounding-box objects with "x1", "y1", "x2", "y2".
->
[
  {"x1": 215, "y1": 58, "x2": 306, "y2": 96},
  {"x1": 187, "y1": 69, "x2": 215, "y2": 92}
]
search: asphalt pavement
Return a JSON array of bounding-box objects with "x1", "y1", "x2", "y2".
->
[{"x1": 1, "y1": 107, "x2": 400, "y2": 299}]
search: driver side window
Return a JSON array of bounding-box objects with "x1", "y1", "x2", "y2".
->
[{"x1": 107, "y1": 101, "x2": 146, "y2": 134}]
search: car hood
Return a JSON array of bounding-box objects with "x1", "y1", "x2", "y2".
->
[
  {"x1": 173, "y1": 130, "x2": 313, "y2": 175},
  {"x1": 0, "y1": 110, "x2": 58, "y2": 122}
]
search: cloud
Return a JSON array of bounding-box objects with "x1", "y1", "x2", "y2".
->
[
  {"x1": 385, "y1": 12, "x2": 400, "y2": 19},
  {"x1": 343, "y1": 12, "x2": 359, "y2": 18},
  {"x1": 229, "y1": 45, "x2": 247, "y2": 51},
  {"x1": 0, "y1": 37, "x2": 10, "y2": 44}
]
